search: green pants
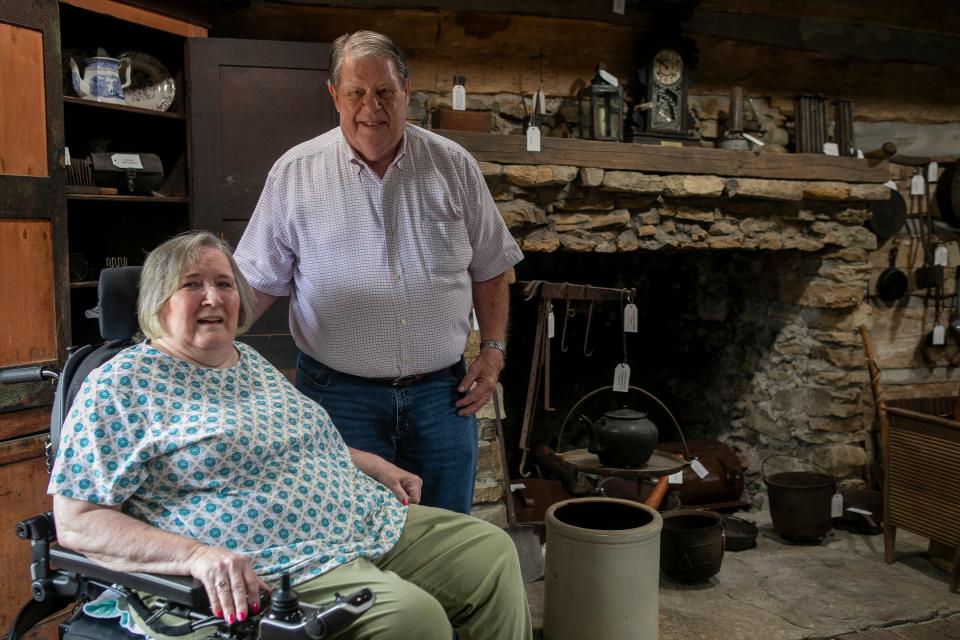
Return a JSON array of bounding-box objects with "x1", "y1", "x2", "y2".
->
[{"x1": 297, "y1": 504, "x2": 533, "y2": 640}]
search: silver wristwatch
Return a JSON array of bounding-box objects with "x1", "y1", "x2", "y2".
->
[{"x1": 480, "y1": 339, "x2": 507, "y2": 356}]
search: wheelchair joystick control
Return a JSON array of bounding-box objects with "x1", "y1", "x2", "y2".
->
[{"x1": 267, "y1": 572, "x2": 301, "y2": 622}]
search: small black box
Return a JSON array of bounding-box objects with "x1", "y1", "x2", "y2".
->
[{"x1": 90, "y1": 152, "x2": 164, "y2": 194}]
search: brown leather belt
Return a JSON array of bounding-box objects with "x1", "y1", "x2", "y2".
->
[{"x1": 367, "y1": 373, "x2": 428, "y2": 388}]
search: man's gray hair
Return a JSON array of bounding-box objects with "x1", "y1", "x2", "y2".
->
[
  {"x1": 330, "y1": 30, "x2": 409, "y2": 88},
  {"x1": 137, "y1": 230, "x2": 255, "y2": 339}
]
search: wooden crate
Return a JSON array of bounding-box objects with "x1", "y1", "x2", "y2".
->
[{"x1": 884, "y1": 397, "x2": 960, "y2": 592}]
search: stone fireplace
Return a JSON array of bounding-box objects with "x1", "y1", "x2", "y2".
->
[{"x1": 462, "y1": 144, "x2": 890, "y2": 514}]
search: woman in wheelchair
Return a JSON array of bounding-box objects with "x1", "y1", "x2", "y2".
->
[{"x1": 48, "y1": 231, "x2": 532, "y2": 640}]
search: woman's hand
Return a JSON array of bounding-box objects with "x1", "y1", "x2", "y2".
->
[
  {"x1": 188, "y1": 545, "x2": 271, "y2": 623},
  {"x1": 349, "y1": 448, "x2": 423, "y2": 505}
]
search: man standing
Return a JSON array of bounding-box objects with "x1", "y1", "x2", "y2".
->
[{"x1": 234, "y1": 31, "x2": 522, "y2": 514}]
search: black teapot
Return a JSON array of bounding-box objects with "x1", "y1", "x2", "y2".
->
[{"x1": 581, "y1": 408, "x2": 659, "y2": 468}]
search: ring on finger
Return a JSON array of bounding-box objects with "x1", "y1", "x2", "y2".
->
[{"x1": 215, "y1": 580, "x2": 229, "y2": 590}]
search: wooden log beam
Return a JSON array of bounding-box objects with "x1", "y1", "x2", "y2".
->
[{"x1": 435, "y1": 130, "x2": 890, "y2": 182}]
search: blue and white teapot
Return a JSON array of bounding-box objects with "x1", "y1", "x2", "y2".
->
[{"x1": 69, "y1": 50, "x2": 132, "y2": 104}]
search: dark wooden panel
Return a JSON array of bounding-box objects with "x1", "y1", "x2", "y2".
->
[
  {"x1": 188, "y1": 37, "x2": 336, "y2": 338},
  {"x1": 436, "y1": 130, "x2": 891, "y2": 182}
]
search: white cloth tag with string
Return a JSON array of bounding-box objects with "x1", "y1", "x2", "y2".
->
[
  {"x1": 613, "y1": 363, "x2": 630, "y2": 392},
  {"x1": 470, "y1": 308, "x2": 479, "y2": 331},
  {"x1": 452, "y1": 83, "x2": 466, "y2": 111},
  {"x1": 668, "y1": 471, "x2": 683, "y2": 484},
  {"x1": 884, "y1": 179, "x2": 898, "y2": 190},
  {"x1": 65, "y1": 146, "x2": 71, "y2": 166},
  {"x1": 526, "y1": 125, "x2": 541, "y2": 152},
  {"x1": 547, "y1": 305, "x2": 555, "y2": 338},
  {"x1": 928, "y1": 162, "x2": 939, "y2": 183},
  {"x1": 934, "y1": 244, "x2": 949, "y2": 266},
  {"x1": 690, "y1": 458, "x2": 709, "y2": 479},
  {"x1": 831, "y1": 492, "x2": 844, "y2": 518},
  {"x1": 624, "y1": 303, "x2": 638, "y2": 333},
  {"x1": 933, "y1": 324, "x2": 946, "y2": 345},
  {"x1": 612, "y1": 0, "x2": 625, "y2": 14},
  {"x1": 911, "y1": 173, "x2": 926, "y2": 195}
]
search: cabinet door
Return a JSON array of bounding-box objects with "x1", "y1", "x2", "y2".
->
[
  {"x1": 187, "y1": 38, "x2": 336, "y2": 370},
  {"x1": 0, "y1": 3, "x2": 65, "y2": 635}
]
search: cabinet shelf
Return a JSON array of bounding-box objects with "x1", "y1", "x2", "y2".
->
[
  {"x1": 63, "y1": 96, "x2": 185, "y2": 120},
  {"x1": 66, "y1": 194, "x2": 188, "y2": 203}
]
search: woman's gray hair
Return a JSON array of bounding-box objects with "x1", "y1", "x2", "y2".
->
[
  {"x1": 137, "y1": 230, "x2": 255, "y2": 339},
  {"x1": 330, "y1": 30, "x2": 409, "y2": 88}
]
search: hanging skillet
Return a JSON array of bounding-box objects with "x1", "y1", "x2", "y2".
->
[
  {"x1": 935, "y1": 162, "x2": 960, "y2": 228},
  {"x1": 866, "y1": 190, "x2": 906, "y2": 239}
]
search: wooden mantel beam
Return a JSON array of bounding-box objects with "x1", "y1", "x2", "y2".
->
[{"x1": 435, "y1": 130, "x2": 890, "y2": 183}]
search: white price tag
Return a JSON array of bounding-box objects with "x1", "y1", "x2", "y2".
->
[
  {"x1": 884, "y1": 179, "x2": 898, "y2": 191},
  {"x1": 911, "y1": 173, "x2": 926, "y2": 196},
  {"x1": 64, "y1": 146, "x2": 71, "y2": 166},
  {"x1": 452, "y1": 84, "x2": 466, "y2": 111},
  {"x1": 831, "y1": 492, "x2": 844, "y2": 518},
  {"x1": 470, "y1": 308, "x2": 480, "y2": 330},
  {"x1": 612, "y1": 363, "x2": 630, "y2": 392},
  {"x1": 928, "y1": 162, "x2": 939, "y2": 183},
  {"x1": 526, "y1": 125, "x2": 541, "y2": 152},
  {"x1": 111, "y1": 153, "x2": 143, "y2": 170},
  {"x1": 612, "y1": 0, "x2": 625, "y2": 15},
  {"x1": 623, "y1": 303, "x2": 638, "y2": 333},
  {"x1": 690, "y1": 458, "x2": 710, "y2": 479},
  {"x1": 509, "y1": 482, "x2": 526, "y2": 491},
  {"x1": 823, "y1": 142, "x2": 839, "y2": 156},
  {"x1": 846, "y1": 506, "x2": 873, "y2": 516},
  {"x1": 547, "y1": 309, "x2": 555, "y2": 338},
  {"x1": 933, "y1": 324, "x2": 946, "y2": 345},
  {"x1": 668, "y1": 471, "x2": 683, "y2": 485},
  {"x1": 934, "y1": 245, "x2": 949, "y2": 267}
]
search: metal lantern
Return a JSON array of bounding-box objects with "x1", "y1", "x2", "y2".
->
[{"x1": 578, "y1": 65, "x2": 623, "y2": 142}]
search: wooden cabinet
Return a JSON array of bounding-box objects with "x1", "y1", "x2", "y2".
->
[{"x1": 58, "y1": 0, "x2": 206, "y2": 346}]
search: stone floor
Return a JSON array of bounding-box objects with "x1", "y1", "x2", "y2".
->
[{"x1": 524, "y1": 512, "x2": 959, "y2": 639}]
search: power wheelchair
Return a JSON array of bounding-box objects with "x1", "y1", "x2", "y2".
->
[{"x1": 3, "y1": 267, "x2": 373, "y2": 640}]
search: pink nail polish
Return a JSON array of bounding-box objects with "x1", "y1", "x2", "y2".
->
[
  {"x1": 402, "y1": 498, "x2": 407, "y2": 506},
  {"x1": 252, "y1": 602, "x2": 260, "y2": 615},
  {"x1": 238, "y1": 611, "x2": 246, "y2": 622},
  {"x1": 215, "y1": 610, "x2": 223, "y2": 619},
  {"x1": 227, "y1": 614, "x2": 234, "y2": 625}
]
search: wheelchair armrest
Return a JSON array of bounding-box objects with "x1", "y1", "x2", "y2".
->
[{"x1": 50, "y1": 544, "x2": 209, "y2": 609}]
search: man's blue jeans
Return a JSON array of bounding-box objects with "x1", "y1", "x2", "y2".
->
[{"x1": 295, "y1": 353, "x2": 478, "y2": 514}]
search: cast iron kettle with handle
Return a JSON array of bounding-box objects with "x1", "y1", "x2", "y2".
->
[
  {"x1": 558, "y1": 385, "x2": 691, "y2": 468},
  {"x1": 580, "y1": 408, "x2": 659, "y2": 468}
]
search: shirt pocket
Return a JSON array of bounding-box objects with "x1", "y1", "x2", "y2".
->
[{"x1": 421, "y1": 218, "x2": 472, "y2": 277}]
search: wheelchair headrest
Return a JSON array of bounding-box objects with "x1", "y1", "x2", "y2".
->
[{"x1": 98, "y1": 267, "x2": 142, "y2": 340}]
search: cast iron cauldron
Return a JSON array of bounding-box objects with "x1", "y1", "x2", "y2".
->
[{"x1": 581, "y1": 408, "x2": 658, "y2": 468}]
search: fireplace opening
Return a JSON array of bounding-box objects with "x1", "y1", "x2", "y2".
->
[{"x1": 501, "y1": 248, "x2": 828, "y2": 485}]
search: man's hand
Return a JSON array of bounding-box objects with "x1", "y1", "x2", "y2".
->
[{"x1": 455, "y1": 348, "x2": 504, "y2": 416}]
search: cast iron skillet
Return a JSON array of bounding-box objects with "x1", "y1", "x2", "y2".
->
[
  {"x1": 723, "y1": 515, "x2": 758, "y2": 551},
  {"x1": 876, "y1": 267, "x2": 908, "y2": 302},
  {"x1": 866, "y1": 190, "x2": 906, "y2": 239}
]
